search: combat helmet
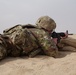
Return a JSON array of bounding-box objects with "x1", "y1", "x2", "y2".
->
[{"x1": 36, "y1": 16, "x2": 56, "y2": 31}]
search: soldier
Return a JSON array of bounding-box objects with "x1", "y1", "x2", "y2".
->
[{"x1": 0, "y1": 16, "x2": 58, "y2": 60}]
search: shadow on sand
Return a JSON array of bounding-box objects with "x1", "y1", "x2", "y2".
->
[{"x1": 0, "y1": 51, "x2": 75, "y2": 65}]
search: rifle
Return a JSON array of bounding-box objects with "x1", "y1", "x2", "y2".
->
[{"x1": 51, "y1": 31, "x2": 68, "y2": 43}]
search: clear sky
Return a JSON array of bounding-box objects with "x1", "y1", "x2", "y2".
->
[{"x1": 0, "y1": 0, "x2": 76, "y2": 34}]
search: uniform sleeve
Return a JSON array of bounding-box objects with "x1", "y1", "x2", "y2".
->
[{"x1": 37, "y1": 30, "x2": 58, "y2": 57}]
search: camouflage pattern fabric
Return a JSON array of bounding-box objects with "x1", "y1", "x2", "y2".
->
[
  {"x1": 3, "y1": 24, "x2": 58, "y2": 58},
  {"x1": 29, "y1": 28, "x2": 58, "y2": 57},
  {"x1": 0, "y1": 34, "x2": 10, "y2": 60},
  {"x1": 3, "y1": 25, "x2": 39, "y2": 57},
  {"x1": 29, "y1": 48, "x2": 41, "y2": 57},
  {"x1": 36, "y1": 16, "x2": 56, "y2": 31},
  {"x1": 0, "y1": 43, "x2": 7, "y2": 60}
]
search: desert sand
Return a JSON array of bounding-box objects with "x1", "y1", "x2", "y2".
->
[{"x1": 0, "y1": 35, "x2": 76, "y2": 75}]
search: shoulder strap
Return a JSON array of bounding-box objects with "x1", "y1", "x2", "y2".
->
[
  {"x1": 3, "y1": 25, "x2": 22, "y2": 34},
  {"x1": 22, "y1": 24, "x2": 37, "y2": 29}
]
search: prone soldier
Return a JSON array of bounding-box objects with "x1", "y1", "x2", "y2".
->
[{"x1": 0, "y1": 16, "x2": 58, "y2": 60}]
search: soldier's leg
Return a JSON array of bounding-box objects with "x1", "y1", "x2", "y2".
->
[
  {"x1": 10, "y1": 28, "x2": 39, "y2": 57},
  {"x1": 10, "y1": 46, "x2": 22, "y2": 57},
  {"x1": 28, "y1": 48, "x2": 41, "y2": 57},
  {"x1": 0, "y1": 44, "x2": 7, "y2": 60}
]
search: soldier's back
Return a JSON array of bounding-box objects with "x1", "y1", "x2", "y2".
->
[{"x1": 3, "y1": 25, "x2": 39, "y2": 56}]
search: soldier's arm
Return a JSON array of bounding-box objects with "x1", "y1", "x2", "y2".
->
[
  {"x1": 28, "y1": 48, "x2": 41, "y2": 57},
  {"x1": 38, "y1": 31, "x2": 58, "y2": 57}
]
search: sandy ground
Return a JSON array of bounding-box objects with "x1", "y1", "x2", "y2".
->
[{"x1": 0, "y1": 35, "x2": 76, "y2": 75}]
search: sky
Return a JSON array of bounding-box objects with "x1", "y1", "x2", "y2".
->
[{"x1": 0, "y1": 0, "x2": 76, "y2": 34}]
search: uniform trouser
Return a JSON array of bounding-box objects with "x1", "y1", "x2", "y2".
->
[
  {"x1": 58, "y1": 37, "x2": 76, "y2": 51},
  {"x1": 0, "y1": 30, "x2": 39, "y2": 60},
  {"x1": 0, "y1": 44, "x2": 24, "y2": 60},
  {"x1": 0, "y1": 44, "x2": 7, "y2": 60}
]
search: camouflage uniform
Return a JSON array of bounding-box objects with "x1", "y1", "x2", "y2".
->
[
  {"x1": 0, "y1": 34, "x2": 17, "y2": 60},
  {"x1": 0, "y1": 16, "x2": 58, "y2": 60},
  {"x1": 3, "y1": 25, "x2": 39, "y2": 57}
]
